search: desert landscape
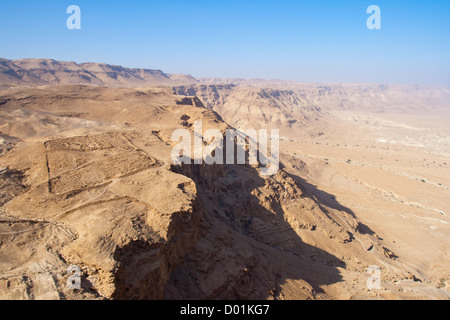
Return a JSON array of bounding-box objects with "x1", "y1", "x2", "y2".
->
[{"x1": 0, "y1": 58, "x2": 449, "y2": 300}]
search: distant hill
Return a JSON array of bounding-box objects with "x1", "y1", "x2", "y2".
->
[
  {"x1": 0, "y1": 58, "x2": 198, "y2": 88},
  {"x1": 173, "y1": 82, "x2": 450, "y2": 131}
]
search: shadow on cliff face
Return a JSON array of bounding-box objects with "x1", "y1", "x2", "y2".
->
[
  {"x1": 0, "y1": 168, "x2": 29, "y2": 207},
  {"x1": 113, "y1": 240, "x2": 169, "y2": 300},
  {"x1": 285, "y1": 170, "x2": 376, "y2": 236},
  {"x1": 164, "y1": 161, "x2": 347, "y2": 300},
  {"x1": 112, "y1": 198, "x2": 201, "y2": 300}
]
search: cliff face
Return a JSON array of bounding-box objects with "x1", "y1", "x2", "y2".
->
[
  {"x1": 173, "y1": 84, "x2": 325, "y2": 130},
  {"x1": 0, "y1": 130, "x2": 201, "y2": 299},
  {"x1": 165, "y1": 160, "x2": 389, "y2": 299},
  {"x1": 172, "y1": 83, "x2": 450, "y2": 133},
  {"x1": 0, "y1": 86, "x2": 208, "y2": 299}
]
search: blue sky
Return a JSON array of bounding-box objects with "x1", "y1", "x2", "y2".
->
[{"x1": 1, "y1": 0, "x2": 449, "y2": 84}]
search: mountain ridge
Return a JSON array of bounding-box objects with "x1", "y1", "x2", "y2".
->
[{"x1": 0, "y1": 58, "x2": 198, "y2": 87}]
